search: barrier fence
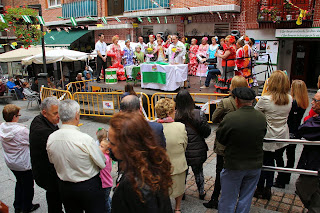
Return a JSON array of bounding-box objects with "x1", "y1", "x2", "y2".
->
[
  {"x1": 66, "y1": 80, "x2": 93, "y2": 94},
  {"x1": 41, "y1": 87, "x2": 73, "y2": 101},
  {"x1": 150, "y1": 93, "x2": 229, "y2": 122},
  {"x1": 262, "y1": 138, "x2": 320, "y2": 176}
]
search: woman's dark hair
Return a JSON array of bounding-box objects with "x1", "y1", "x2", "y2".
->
[
  {"x1": 175, "y1": 90, "x2": 195, "y2": 123},
  {"x1": 109, "y1": 112, "x2": 173, "y2": 202},
  {"x1": 124, "y1": 84, "x2": 137, "y2": 96}
]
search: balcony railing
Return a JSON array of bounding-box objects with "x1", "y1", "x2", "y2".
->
[
  {"x1": 62, "y1": 0, "x2": 97, "y2": 18},
  {"x1": 124, "y1": 0, "x2": 169, "y2": 12},
  {"x1": 257, "y1": 0, "x2": 314, "y2": 23}
]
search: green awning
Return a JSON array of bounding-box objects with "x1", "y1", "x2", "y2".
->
[{"x1": 44, "y1": 30, "x2": 90, "y2": 47}]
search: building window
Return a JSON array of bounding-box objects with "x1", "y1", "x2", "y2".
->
[{"x1": 48, "y1": 0, "x2": 61, "y2": 7}]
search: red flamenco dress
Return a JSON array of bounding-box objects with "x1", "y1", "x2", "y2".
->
[{"x1": 108, "y1": 44, "x2": 126, "y2": 81}]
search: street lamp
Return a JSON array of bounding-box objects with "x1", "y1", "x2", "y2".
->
[{"x1": 25, "y1": 4, "x2": 47, "y2": 73}]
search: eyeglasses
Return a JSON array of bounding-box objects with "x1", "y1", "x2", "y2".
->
[
  {"x1": 312, "y1": 98, "x2": 320, "y2": 103},
  {"x1": 16, "y1": 114, "x2": 21, "y2": 117}
]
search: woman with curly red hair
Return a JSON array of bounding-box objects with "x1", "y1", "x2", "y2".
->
[{"x1": 109, "y1": 112, "x2": 173, "y2": 212}]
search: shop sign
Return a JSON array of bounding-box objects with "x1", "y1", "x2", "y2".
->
[
  {"x1": 132, "y1": 23, "x2": 139, "y2": 28},
  {"x1": 276, "y1": 28, "x2": 320, "y2": 38}
]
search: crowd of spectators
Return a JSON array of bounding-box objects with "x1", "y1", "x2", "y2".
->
[{"x1": 0, "y1": 70, "x2": 320, "y2": 213}]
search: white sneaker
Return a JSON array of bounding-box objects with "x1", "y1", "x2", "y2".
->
[{"x1": 200, "y1": 85, "x2": 209, "y2": 89}]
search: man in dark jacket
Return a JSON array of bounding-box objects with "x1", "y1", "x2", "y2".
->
[
  {"x1": 29, "y1": 97, "x2": 63, "y2": 213},
  {"x1": 120, "y1": 95, "x2": 166, "y2": 148},
  {"x1": 296, "y1": 92, "x2": 320, "y2": 213},
  {"x1": 216, "y1": 87, "x2": 267, "y2": 213}
]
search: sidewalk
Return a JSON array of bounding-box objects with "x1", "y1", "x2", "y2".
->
[{"x1": 0, "y1": 100, "x2": 307, "y2": 213}]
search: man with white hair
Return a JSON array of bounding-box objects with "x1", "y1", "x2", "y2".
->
[
  {"x1": 167, "y1": 35, "x2": 186, "y2": 64},
  {"x1": 47, "y1": 99, "x2": 106, "y2": 212},
  {"x1": 29, "y1": 97, "x2": 62, "y2": 213}
]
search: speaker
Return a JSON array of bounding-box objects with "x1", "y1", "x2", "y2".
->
[{"x1": 231, "y1": 30, "x2": 240, "y2": 41}]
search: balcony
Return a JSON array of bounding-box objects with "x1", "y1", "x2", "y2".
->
[
  {"x1": 257, "y1": 0, "x2": 314, "y2": 28},
  {"x1": 62, "y1": 0, "x2": 97, "y2": 18},
  {"x1": 124, "y1": 0, "x2": 169, "y2": 12}
]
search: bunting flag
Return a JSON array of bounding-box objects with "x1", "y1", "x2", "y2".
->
[
  {"x1": 170, "y1": 3, "x2": 175, "y2": 7},
  {"x1": 232, "y1": 13, "x2": 236, "y2": 19},
  {"x1": 70, "y1": 17, "x2": 77, "y2": 26},
  {"x1": 164, "y1": 16, "x2": 167, "y2": 24},
  {"x1": 22, "y1": 15, "x2": 32, "y2": 23},
  {"x1": 209, "y1": 11, "x2": 214, "y2": 16},
  {"x1": 150, "y1": 0, "x2": 159, "y2": 7},
  {"x1": 80, "y1": 26, "x2": 85, "y2": 29},
  {"x1": 46, "y1": 28, "x2": 51, "y2": 33},
  {"x1": 147, "y1": 17, "x2": 152, "y2": 23},
  {"x1": 87, "y1": 16, "x2": 95, "y2": 20},
  {"x1": 56, "y1": 27, "x2": 61, "y2": 32},
  {"x1": 37, "y1": 16, "x2": 45, "y2": 25},
  {"x1": 57, "y1": 16, "x2": 65, "y2": 19},
  {"x1": 63, "y1": 27, "x2": 69, "y2": 33},
  {"x1": 156, "y1": 17, "x2": 160, "y2": 24},
  {"x1": 0, "y1": 44, "x2": 3, "y2": 48},
  {"x1": 137, "y1": 17, "x2": 143, "y2": 23},
  {"x1": 10, "y1": 44, "x2": 16, "y2": 49},
  {"x1": 115, "y1": 17, "x2": 121, "y2": 22},
  {"x1": 217, "y1": 12, "x2": 222, "y2": 20},
  {"x1": 101, "y1": 17, "x2": 108, "y2": 24},
  {"x1": 50, "y1": 36, "x2": 55, "y2": 40},
  {"x1": 96, "y1": 24, "x2": 103, "y2": 28},
  {"x1": 0, "y1": 14, "x2": 6, "y2": 23},
  {"x1": 68, "y1": 27, "x2": 71, "y2": 30}
]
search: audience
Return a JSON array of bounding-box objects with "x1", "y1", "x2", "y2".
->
[
  {"x1": 155, "y1": 98, "x2": 188, "y2": 212},
  {"x1": 0, "y1": 80, "x2": 6, "y2": 96},
  {"x1": 175, "y1": 90, "x2": 211, "y2": 200},
  {"x1": 7, "y1": 77, "x2": 25, "y2": 100},
  {"x1": 0, "y1": 104, "x2": 40, "y2": 213},
  {"x1": 29, "y1": 97, "x2": 63, "y2": 213},
  {"x1": 96, "y1": 127, "x2": 108, "y2": 146},
  {"x1": 47, "y1": 99, "x2": 106, "y2": 212},
  {"x1": 109, "y1": 112, "x2": 173, "y2": 212},
  {"x1": 254, "y1": 70, "x2": 292, "y2": 200},
  {"x1": 121, "y1": 84, "x2": 137, "y2": 99}
]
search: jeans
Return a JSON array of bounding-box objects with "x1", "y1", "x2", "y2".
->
[
  {"x1": 104, "y1": 187, "x2": 112, "y2": 213},
  {"x1": 210, "y1": 154, "x2": 223, "y2": 201},
  {"x1": 186, "y1": 164, "x2": 205, "y2": 194},
  {"x1": 258, "y1": 151, "x2": 275, "y2": 188},
  {"x1": 204, "y1": 71, "x2": 218, "y2": 87},
  {"x1": 218, "y1": 168, "x2": 261, "y2": 213},
  {"x1": 58, "y1": 175, "x2": 105, "y2": 213},
  {"x1": 11, "y1": 170, "x2": 34, "y2": 211},
  {"x1": 14, "y1": 87, "x2": 24, "y2": 99}
]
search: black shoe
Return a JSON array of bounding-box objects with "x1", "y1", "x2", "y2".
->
[
  {"x1": 22, "y1": 204, "x2": 40, "y2": 213},
  {"x1": 262, "y1": 187, "x2": 272, "y2": 200},
  {"x1": 182, "y1": 193, "x2": 186, "y2": 200},
  {"x1": 199, "y1": 192, "x2": 206, "y2": 200},
  {"x1": 253, "y1": 187, "x2": 263, "y2": 199},
  {"x1": 203, "y1": 199, "x2": 219, "y2": 209},
  {"x1": 273, "y1": 182, "x2": 285, "y2": 189},
  {"x1": 15, "y1": 209, "x2": 21, "y2": 213}
]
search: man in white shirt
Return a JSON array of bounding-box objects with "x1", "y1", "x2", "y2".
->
[
  {"x1": 137, "y1": 36, "x2": 147, "y2": 54},
  {"x1": 95, "y1": 33, "x2": 108, "y2": 80},
  {"x1": 47, "y1": 100, "x2": 106, "y2": 212},
  {"x1": 167, "y1": 35, "x2": 186, "y2": 64}
]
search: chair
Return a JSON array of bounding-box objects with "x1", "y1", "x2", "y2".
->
[
  {"x1": 23, "y1": 89, "x2": 40, "y2": 109},
  {"x1": 8, "y1": 88, "x2": 18, "y2": 100}
]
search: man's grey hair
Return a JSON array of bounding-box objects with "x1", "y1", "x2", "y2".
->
[
  {"x1": 41, "y1": 97, "x2": 60, "y2": 111},
  {"x1": 59, "y1": 99, "x2": 80, "y2": 122},
  {"x1": 120, "y1": 95, "x2": 140, "y2": 112}
]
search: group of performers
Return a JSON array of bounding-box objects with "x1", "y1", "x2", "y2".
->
[{"x1": 95, "y1": 32, "x2": 258, "y2": 92}]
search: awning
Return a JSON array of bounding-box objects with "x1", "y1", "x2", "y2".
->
[
  {"x1": 0, "y1": 46, "x2": 53, "y2": 62},
  {"x1": 44, "y1": 30, "x2": 90, "y2": 47}
]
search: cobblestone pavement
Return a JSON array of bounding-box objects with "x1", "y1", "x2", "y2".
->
[{"x1": 0, "y1": 100, "x2": 308, "y2": 213}]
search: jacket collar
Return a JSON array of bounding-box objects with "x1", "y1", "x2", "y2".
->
[
  {"x1": 61, "y1": 124, "x2": 80, "y2": 131},
  {"x1": 39, "y1": 113, "x2": 59, "y2": 130}
]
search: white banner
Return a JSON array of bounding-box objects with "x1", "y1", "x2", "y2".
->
[{"x1": 276, "y1": 28, "x2": 320, "y2": 38}]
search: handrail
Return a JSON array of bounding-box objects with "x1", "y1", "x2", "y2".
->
[
  {"x1": 262, "y1": 166, "x2": 319, "y2": 176},
  {"x1": 264, "y1": 138, "x2": 320, "y2": 145}
]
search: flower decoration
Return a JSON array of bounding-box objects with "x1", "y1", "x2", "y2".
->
[
  {"x1": 172, "y1": 47, "x2": 177, "y2": 52},
  {"x1": 0, "y1": 6, "x2": 43, "y2": 48},
  {"x1": 258, "y1": 5, "x2": 280, "y2": 23}
]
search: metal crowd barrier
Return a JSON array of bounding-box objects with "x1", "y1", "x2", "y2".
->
[
  {"x1": 150, "y1": 92, "x2": 229, "y2": 122},
  {"x1": 262, "y1": 138, "x2": 320, "y2": 176},
  {"x1": 66, "y1": 80, "x2": 93, "y2": 94},
  {"x1": 40, "y1": 87, "x2": 73, "y2": 101}
]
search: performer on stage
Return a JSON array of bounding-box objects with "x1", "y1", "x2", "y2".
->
[
  {"x1": 196, "y1": 37, "x2": 209, "y2": 77},
  {"x1": 137, "y1": 37, "x2": 147, "y2": 54},
  {"x1": 181, "y1": 37, "x2": 190, "y2": 64},
  {"x1": 123, "y1": 39, "x2": 134, "y2": 67},
  {"x1": 167, "y1": 35, "x2": 186, "y2": 64},
  {"x1": 188, "y1": 38, "x2": 199, "y2": 76},
  {"x1": 134, "y1": 46, "x2": 144, "y2": 64},
  {"x1": 154, "y1": 39, "x2": 166, "y2": 62},
  {"x1": 146, "y1": 35, "x2": 157, "y2": 62},
  {"x1": 215, "y1": 35, "x2": 236, "y2": 93},
  {"x1": 243, "y1": 36, "x2": 254, "y2": 86},
  {"x1": 235, "y1": 39, "x2": 245, "y2": 76},
  {"x1": 163, "y1": 35, "x2": 172, "y2": 48},
  {"x1": 95, "y1": 33, "x2": 107, "y2": 80},
  {"x1": 108, "y1": 35, "x2": 125, "y2": 81}
]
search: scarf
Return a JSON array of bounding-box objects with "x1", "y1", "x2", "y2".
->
[{"x1": 157, "y1": 117, "x2": 175, "y2": 123}]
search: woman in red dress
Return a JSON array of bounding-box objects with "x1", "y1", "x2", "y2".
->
[
  {"x1": 188, "y1": 38, "x2": 199, "y2": 76},
  {"x1": 108, "y1": 35, "x2": 125, "y2": 81}
]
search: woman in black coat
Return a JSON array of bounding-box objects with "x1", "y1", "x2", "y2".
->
[{"x1": 175, "y1": 90, "x2": 211, "y2": 200}]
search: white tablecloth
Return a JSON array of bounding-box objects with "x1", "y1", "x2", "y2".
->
[{"x1": 140, "y1": 64, "x2": 188, "y2": 91}]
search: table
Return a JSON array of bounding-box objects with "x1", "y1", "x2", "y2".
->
[{"x1": 140, "y1": 63, "x2": 188, "y2": 91}]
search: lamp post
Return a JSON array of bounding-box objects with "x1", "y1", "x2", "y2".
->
[{"x1": 26, "y1": 4, "x2": 47, "y2": 73}]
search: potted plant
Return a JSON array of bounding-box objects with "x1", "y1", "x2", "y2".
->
[{"x1": 0, "y1": 6, "x2": 43, "y2": 48}]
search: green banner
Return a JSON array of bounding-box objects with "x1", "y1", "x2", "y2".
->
[{"x1": 143, "y1": 72, "x2": 166, "y2": 84}]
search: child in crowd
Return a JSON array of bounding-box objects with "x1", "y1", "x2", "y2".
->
[
  {"x1": 96, "y1": 128, "x2": 108, "y2": 146},
  {"x1": 99, "y1": 139, "x2": 113, "y2": 213}
]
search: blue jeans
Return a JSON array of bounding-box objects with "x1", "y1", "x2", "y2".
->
[
  {"x1": 104, "y1": 187, "x2": 112, "y2": 213},
  {"x1": 218, "y1": 168, "x2": 261, "y2": 213}
]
